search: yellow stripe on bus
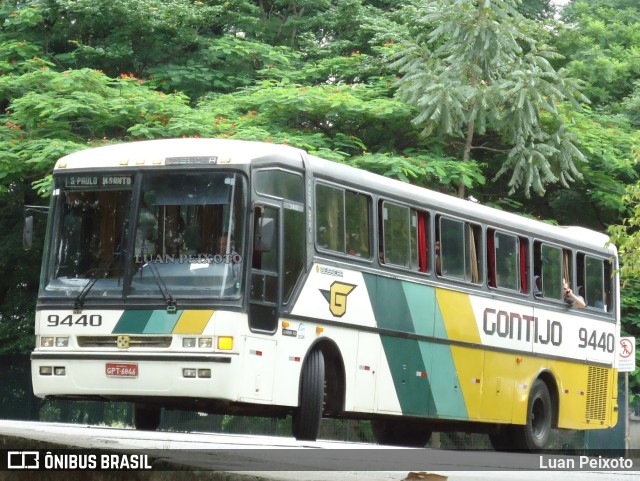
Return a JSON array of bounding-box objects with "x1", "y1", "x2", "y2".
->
[
  {"x1": 172, "y1": 310, "x2": 214, "y2": 334},
  {"x1": 435, "y1": 289, "x2": 481, "y2": 344}
]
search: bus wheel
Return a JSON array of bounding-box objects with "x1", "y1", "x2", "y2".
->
[
  {"x1": 292, "y1": 348, "x2": 325, "y2": 441},
  {"x1": 133, "y1": 404, "x2": 161, "y2": 431},
  {"x1": 513, "y1": 379, "x2": 552, "y2": 451},
  {"x1": 372, "y1": 419, "x2": 432, "y2": 447}
]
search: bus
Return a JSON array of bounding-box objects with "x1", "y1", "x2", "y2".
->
[{"x1": 31, "y1": 138, "x2": 619, "y2": 451}]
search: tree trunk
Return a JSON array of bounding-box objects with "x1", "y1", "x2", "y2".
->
[{"x1": 459, "y1": 116, "x2": 475, "y2": 199}]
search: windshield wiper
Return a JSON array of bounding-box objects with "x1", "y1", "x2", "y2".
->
[
  {"x1": 144, "y1": 259, "x2": 177, "y2": 313},
  {"x1": 74, "y1": 250, "x2": 124, "y2": 313}
]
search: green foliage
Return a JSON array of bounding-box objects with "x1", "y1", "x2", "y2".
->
[
  {"x1": 391, "y1": 0, "x2": 589, "y2": 197},
  {"x1": 350, "y1": 151, "x2": 486, "y2": 190},
  {"x1": 517, "y1": 0, "x2": 556, "y2": 21},
  {"x1": 556, "y1": 0, "x2": 640, "y2": 109},
  {"x1": 622, "y1": 81, "x2": 640, "y2": 127}
]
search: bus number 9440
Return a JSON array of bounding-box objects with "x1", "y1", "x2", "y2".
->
[
  {"x1": 578, "y1": 327, "x2": 615, "y2": 353},
  {"x1": 47, "y1": 314, "x2": 102, "y2": 327}
]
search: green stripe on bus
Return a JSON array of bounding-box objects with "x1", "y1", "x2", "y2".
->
[
  {"x1": 364, "y1": 274, "x2": 433, "y2": 415},
  {"x1": 143, "y1": 310, "x2": 183, "y2": 334},
  {"x1": 419, "y1": 342, "x2": 469, "y2": 419},
  {"x1": 364, "y1": 273, "x2": 469, "y2": 419},
  {"x1": 363, "y1": 274, "x2": 414, "y2": 333},
  {"x1": 434, "y1": 294, "x2": 448, "y2": 339},
  {"x1": 380, "y1": 335, "x2": 433, "y2": 415},
  {"x1": 402, "y1": 282, "x2": 437, "y2": 337},
  {"x1": 112, "y1": 310, "x2": 154, "y2": 334}
]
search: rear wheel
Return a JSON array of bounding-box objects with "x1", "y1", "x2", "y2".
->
[
  {"x1": 292, "y1": 348, "x2": 325, "y2": 441},
  {"x1": 372, "y1": 419, "x2": 432, "y2": 447},
  {"x1": 512, "y1": 379, "x2": 552, "y2": 451},
  {"x1": 133, "y1": 404, "x2": 161, "y2": 431}
]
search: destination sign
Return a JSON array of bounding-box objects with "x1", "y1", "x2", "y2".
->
[{"x1": 64, "y1": 175, "x2": 134, "y2": 189}]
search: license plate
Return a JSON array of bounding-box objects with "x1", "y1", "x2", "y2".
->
[{"x1": 105, "y1": 363, "x2": 138, "y2": 378}]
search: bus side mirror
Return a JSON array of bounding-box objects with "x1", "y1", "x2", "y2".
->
[
  {"x1": 255, "y1": 217, "x2": 275, "y2": 252},
  {"x1": 23, "y1": 215, "x2": 34, "y2": 250}
]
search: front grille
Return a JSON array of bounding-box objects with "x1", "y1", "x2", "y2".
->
[
  {"x1": 77, "y1": 336, "x2": 172, "y2": 348},
  {"x1": 586, "y1": 366, "x2": 609, "y2": 423}
]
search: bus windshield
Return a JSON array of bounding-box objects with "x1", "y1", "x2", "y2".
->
[{"x1": 43, "y1": 171, "x2": 246, "y2": 301}]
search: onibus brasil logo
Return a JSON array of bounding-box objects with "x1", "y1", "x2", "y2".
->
[{"x1": 320, "y1": 281, "x2": 356, "y2": 317}]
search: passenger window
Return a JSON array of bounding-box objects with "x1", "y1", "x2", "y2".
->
[
  {"x1": 577, "y1": 254, "x2": 612, "y2": 312},
  {"x1": 541, "y1": 245, "x2": 562, "y2": 300},
  {"x1": 381, "y1": 201, "x2": 418, "y2": 269},
  {"x1": 437, "y1": 216, "x2": 481, "y2": 284},
  {"x1": 254, "y1": 169, "x2": 303, "y2": 203},
  {"x1": 315, "y1": 182, "x2": 370, "y2": 258},
  {"x1": 316, "y1": 184, "x2": 344, "y2": 252},
  {"x1": 534, "y1": 243, "x2": 569, "y2": 300},
  {"x1": 345, "y1": 191, "x2": 370, "y2": 258},
  {"x1": 491, "y1": 231, "x2": 519, "y2": 291}
]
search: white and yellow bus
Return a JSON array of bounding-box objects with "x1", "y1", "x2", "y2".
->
[{"x1": 31, "y1": 138, "x2": 619, "y2": 450}]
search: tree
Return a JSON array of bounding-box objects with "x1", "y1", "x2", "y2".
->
[
  {"x1": 609, "y1": 147, "x2": 640, "y2": 282},
  {"x1": 517, "y1": 0, "x2": 556, "y2": 21},
  {"x1": 556, "y1": 0, "x2": 640, "y2": 109},
  {"x1": 391, "y1": 0, "x2": 588, "y2": 198}
]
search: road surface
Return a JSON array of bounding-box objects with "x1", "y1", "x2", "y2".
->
[{"x1": 0, "y1": 420, "x2": 636, "y2": 481}]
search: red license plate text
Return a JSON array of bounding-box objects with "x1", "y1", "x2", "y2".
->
[{"x1": 105, "y1": 363, "x2": 138, "y2": 377}]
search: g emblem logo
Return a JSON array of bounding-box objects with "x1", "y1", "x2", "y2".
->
[
  {"x1": 116, "y1": 335, "x2": 130, "y2": 349},
  {"x1": 320, "y1": 282, "x2": 356, "y2": 317}
]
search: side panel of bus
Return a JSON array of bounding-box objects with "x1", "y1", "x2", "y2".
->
[{"x1": 292, "y1": 263, "x2": 618, "y2": 430}]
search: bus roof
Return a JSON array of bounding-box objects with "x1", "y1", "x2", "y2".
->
[
  {"x1": 54, "y1": 138, "x2": 614, "y2": 256},
  {"x1": 54, "y1": 138, "x2": 305, "y2": 170}
]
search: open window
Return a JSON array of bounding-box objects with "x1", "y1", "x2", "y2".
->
[
  {"x1": 487, "y1": 229, "x2": 528, "y2": 293},
  {"x1": 577, "y1": 253, "x2": 613, "y2": 312},
  {"x1": 533, "y1": 242, "x2": 572, "y2": 301},
  {"x1": 436, "y1": 216, "x2": 482, "y2": 284}
]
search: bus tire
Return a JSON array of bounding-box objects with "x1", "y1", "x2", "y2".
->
[
  {"x1": 513, "y1": 379, "x2": 552, "y2": 451},
  {"x1": 292, "y1": 348, "x2": 325, "y2": 441},
  {"x1": 372, "y1": 419, "x2": 432, "y2": 447},
  {"x1": 133, "y1": 404, "x2": 161, "y2": 431}
]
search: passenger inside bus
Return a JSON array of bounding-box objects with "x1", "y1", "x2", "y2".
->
[
  {"x1": 563, "y1": 278, "x2": 586, "y2": 308},
  {"x1": 533, "y1": 275, "x2": 543, "y2": 297},
  {"x1": 435, "y1": 241, "x2": 442, "y2": 276}
]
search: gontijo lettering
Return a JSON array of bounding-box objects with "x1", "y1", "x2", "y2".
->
[{"x1": 483, "y1": 308, "x2": 562, "y2": 346}]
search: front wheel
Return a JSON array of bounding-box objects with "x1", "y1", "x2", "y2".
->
[
  {"x1": 512, "y1": 379, "x2": 553, "y2": 451},
  {"x1": 292, "y1": 349, "x2": 325, "y2": 441}
]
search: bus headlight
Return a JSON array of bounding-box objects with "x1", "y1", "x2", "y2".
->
[
  {"x1": 198, "y1": 337, "x2": 213, "y2": 348},
  {"x1": 182, "y1": 338, "x2": 196, "y2": 348},
  {"x1": 55, "y1": 337, "x2": 69, "y2": 347},
  {"x1": 40, "y1": 337, "x2": 54, "y2": 348}
]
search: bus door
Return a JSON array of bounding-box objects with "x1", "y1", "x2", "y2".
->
[{"x1": 249, "y1": 204, "x2": 280, "y2": 332}]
